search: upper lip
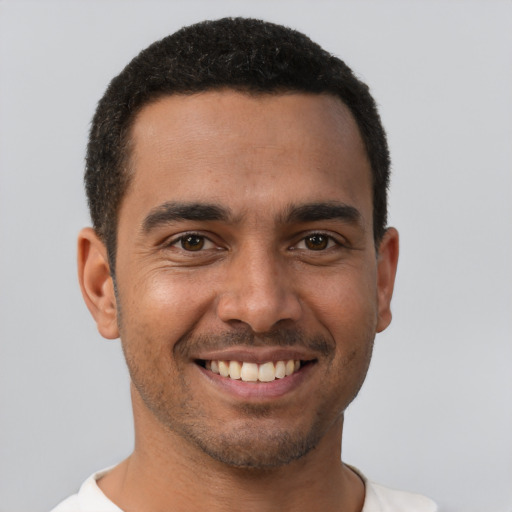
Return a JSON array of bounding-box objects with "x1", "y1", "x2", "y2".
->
[{"x1": 193, "y1": 347, "x2": 318, "y2": 364}]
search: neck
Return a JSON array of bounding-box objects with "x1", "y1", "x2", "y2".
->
[{"x1": 98, "y1": 389, "x2": 365, "y2": 512}]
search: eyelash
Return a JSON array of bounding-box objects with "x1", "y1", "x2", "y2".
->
[
  {"x1": 292, "y1": 232, "x2": 342, "y2": 251},
  {"x1": 165, "y1": 231, "x2": 344, "y2": 253},
  {"x1": 166, "y1": 232, "x2": 218, "y2": 252}
]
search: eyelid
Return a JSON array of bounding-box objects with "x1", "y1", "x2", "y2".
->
[
  {"x1": 165, "y1": 231, "x2": 220, "y2": 250},
  {"x1": 160, "y1": 230, "x2": 348, "y2": 252},
  {"x1": 291, "y1": 231, "x2": 347, "y2": 250}
]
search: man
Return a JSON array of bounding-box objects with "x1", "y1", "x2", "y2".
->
[{"x1": 52, "y1": 17, "x2": 437, "y2": 512}]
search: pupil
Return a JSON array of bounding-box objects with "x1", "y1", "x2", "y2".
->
[
  {"x1": 306, "y1": 234, "x2": 328, "y2": 250},
  {"x1": 182, "y1": 235, "x2": 204, "y2": 251}
]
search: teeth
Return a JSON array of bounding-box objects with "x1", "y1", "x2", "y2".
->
[
  {"x1": 205, "y1": 359, "x2": 302, "y2": 382},
  {"x1": 258, "y1": 362, "x2": 275, "y2": 382},
  {"x1": 240, "y1": 362, "x2": 258, "y2": 382},
  {"x1": 229, "y1": 360, "x2": 241, "y2": 380},
  {"x1": 275, "y1": 360, "x2": 286, "y2": 379},
  {"x1": 218, "y1": 360, "x2": 229, "y2": 377}
]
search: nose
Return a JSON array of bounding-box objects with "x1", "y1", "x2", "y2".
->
[{"x1": 216, "y1": 246, "x2": 302, "y2": 333}]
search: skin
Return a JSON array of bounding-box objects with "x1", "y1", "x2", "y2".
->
[{"x1": 78, "y1": 91, "x2": 399, "y2": 512}]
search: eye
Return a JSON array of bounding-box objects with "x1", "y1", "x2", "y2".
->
[
  {"x1": 171, "y1": 234, "x2": 216, "y2": 251},
  {"x1": 304, "y1": 234, "x2": 329, "y2": 250},
  {"x1": 295, "y1": 233, "x2": 338, "y2": 251}
]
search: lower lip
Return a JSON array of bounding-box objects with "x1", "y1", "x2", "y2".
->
[{"x1": 197, "y1": 362, "x2": 315, "y2": 400}]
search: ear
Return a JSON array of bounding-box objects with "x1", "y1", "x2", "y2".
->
[
  {"x1": 77, "y1": 227, "x2": 119, "y2": 339},
  {"x1": 376, "y1": 227, "x2": 399, "y2": 333}
]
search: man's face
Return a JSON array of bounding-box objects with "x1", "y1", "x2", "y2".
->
[{"x1": 112, "y1": 91, "x2": 396, "y2": 468}]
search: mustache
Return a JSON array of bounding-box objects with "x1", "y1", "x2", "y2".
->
[{"x1": 174, "y1": 327, "x2": 334, "y2": 359}]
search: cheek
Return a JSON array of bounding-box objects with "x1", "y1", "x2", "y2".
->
[
  {"x1": 302, "y1": 266, "x2": 378, "y2": 383},
  {"x1": 302, "y1": 265, "x2": 379, "y2": 335},
  {"x1": 120, "y1": 267, "x2": 219, "y2": 339},
  {"x1": 116, "y1": 271, "x2": 214, "y2": 396}
]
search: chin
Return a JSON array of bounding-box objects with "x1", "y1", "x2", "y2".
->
[
  {"x1": 176, "y1": 416, "x2": 329, "y2": 469},
  {"x1": 194, "y1": 433, "x2": 316, "y2": 469}
]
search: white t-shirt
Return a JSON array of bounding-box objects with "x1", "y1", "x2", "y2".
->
[{"x1": 50, "y1": 466, "x2": 438, "y2": 512}]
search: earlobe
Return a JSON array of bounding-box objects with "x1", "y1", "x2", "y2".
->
[
  {"x1": 376, "y1": 227, "x2": 399, "y2": 333},
  {"x1": 77, "y1": 227, "x2": 119, "y2": 339}
]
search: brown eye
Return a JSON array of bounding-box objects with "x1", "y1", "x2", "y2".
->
[
  {"x1": 181, "y1": 235, "x2": 205, "y2": 251},
  {"x1": 304, "y1": 234, "x2": 329, "y2": 250}
]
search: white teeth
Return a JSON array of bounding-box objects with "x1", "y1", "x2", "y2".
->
[
  {"x1": 258, "y1": 362, "x2": 275, "y2": 382},
  {"x1": 275, "y1": 360, "x2": 286, "y2": 379},
  {"x1": 218, "y1": 361, "x2": 229, "y2": 377},
  {"x1": 206, "y1": 359, "x2": 302, "y2": 382},
  {"x1": 229, "y1": 361, "x2": 241, "y2": 380},
  {"x1": 241, "y1": 362, "x2": 259, "y2": 382}
]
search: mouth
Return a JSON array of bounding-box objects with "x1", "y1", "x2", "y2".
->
[{"x1": 196, "y1": 358, "x2": 315, "y2": 383}]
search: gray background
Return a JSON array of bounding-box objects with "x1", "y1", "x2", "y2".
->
[{"x1": 1, "y1": 1, "x2": 511, "y2": 511}]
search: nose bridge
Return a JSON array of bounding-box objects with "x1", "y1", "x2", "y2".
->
[{"x1": 216, "y1": 241, "x2": 301, "y2": 332}]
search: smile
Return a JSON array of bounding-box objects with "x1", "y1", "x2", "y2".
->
[{"x1": 201, "y1": 359, "x2": 303, "y2": 382}]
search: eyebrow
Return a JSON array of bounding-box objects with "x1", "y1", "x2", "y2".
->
[
  {"x1": 283, "y1": 201, "x2": 362, "y2": 225},
  {"x1": 142, "y1": 202, "x2": 232, "y2": 233},
  {"x1": 142, "y1": 200, "x2": 363, "y2": 234}
]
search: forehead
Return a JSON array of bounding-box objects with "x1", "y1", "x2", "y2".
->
[
  {"x1": 124, "y1": 91, "x2": 372, "y2": 225},
  {"x1": 130, "y1": 90, "x2": 366, "y2": 163}
]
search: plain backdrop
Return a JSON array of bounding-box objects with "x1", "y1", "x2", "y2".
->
[{"x1": 0, "y1": 1, "x2": 511, "y2": 511}]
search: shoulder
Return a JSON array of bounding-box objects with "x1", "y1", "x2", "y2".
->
[
  {"x1": 365, "y1": 480, "x2": 438, "y2": 512},
  {"x1": 50, "y1": 494, "x2": 80, "y2": 512},
  {"x1": 348, "y1": 466, "x2": 438, "y2": 512},
  {"x1": 49, "y1": 468, "x2": 122, "y2": 512}
]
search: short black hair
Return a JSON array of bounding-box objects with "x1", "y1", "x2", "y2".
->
[{"x1": 86, "y1": 17, "x2": 390, "y2": 270}]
